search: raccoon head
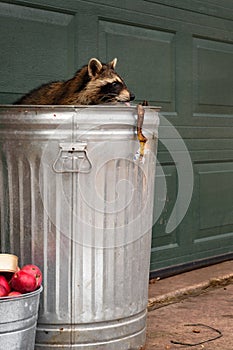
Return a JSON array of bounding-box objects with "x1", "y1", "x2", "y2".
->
[{"x1": 86, "y1": 58, "x2": 135, "y2": 104}]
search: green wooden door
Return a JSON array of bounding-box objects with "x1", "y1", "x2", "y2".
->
[{"x1": 0, "y1": 0, "x2": 233, "y2": 274}]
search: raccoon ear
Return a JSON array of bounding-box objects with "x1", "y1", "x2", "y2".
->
[
  {"x1": 109, "y1": 58, "x2": 117, "y2": 69},
  {"x1": 88, "y1": 58, "x2": 103, "y2": 77}
]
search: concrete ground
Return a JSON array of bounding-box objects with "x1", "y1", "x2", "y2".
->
[{"x1": 145, "y1": 260, "x2": 233, "y2": 350}]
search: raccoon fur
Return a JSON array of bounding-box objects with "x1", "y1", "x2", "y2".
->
[{"x1": 14, "y1": 58, "x2": 135, "y2": 105}]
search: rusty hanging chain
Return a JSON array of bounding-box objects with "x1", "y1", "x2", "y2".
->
[{"x1": 137, "y1": 102, "x2": 148, "y2": 160}]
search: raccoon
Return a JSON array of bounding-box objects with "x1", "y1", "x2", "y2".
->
[{"x1": 14, "y1": 58, "x2": 135, "y2": 105}]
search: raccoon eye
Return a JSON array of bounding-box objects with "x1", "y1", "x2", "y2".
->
[{"x1": 111, "y1": 82, "x2": 120, "y2": 87}]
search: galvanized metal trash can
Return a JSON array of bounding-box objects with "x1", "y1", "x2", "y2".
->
[
  {"x1": 0, "y1": 105, "x2": 159, "y2": 349},
  {"x1": 0, "y1": 287, "x2": 42, "y2": 350}
]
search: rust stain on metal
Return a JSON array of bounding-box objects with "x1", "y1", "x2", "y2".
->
[{"x1": 137, "y1": 103, "x2": 148, "y2": 160}]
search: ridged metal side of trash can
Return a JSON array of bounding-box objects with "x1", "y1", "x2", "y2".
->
[
  {"x1": 0, "y1": 287, "x2": 42, "y2": 350},
  {"x1": 0, "y1": 105, "x2": 159, "y2": 349}
]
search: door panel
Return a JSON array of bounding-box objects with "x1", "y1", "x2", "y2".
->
[
  {"x1": 193, "y1": 38, "x2": 233, "y2": 115},
  {"x1": 0, "y1": 2, "x2": 75, "y2": 103},
  {"x1": 98, "y1": 20, "x2": 176, "y2": 109}
]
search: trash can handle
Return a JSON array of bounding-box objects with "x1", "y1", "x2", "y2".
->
[{"x1": 52, "y1": 142, "x2": 92, "y2": 173}]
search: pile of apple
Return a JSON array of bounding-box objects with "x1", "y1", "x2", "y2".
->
[{"x1": 0, "y1": 264, "x2": 42, "y2": 298}]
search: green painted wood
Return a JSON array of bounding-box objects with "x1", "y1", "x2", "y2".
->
[{"x1": 0, "y1": 0, "x2": 233, "y2": 273}]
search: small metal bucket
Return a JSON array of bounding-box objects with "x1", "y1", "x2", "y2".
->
[{"x1": 0, "y1": 286, "x2": 42, "y2": 350}]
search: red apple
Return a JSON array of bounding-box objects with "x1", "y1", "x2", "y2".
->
[
  {"x1": 8, "y1": 291, "x2": 22, "y2": 297},
  {"x1": 21, "y1": 264, "x2": 42, "y2": 288},
  {"x1": 11, "y1": 270, "x2": 37, "y2": 293},
  {"x1": 0, "y1": 284, "x2": 8, "y2": 297},
  {"x1": 0, "y1": 275, "x2": 11, "y2": 294},
  {"x1": 1, "y1": 272, "x2": 14, "y2": 282}
]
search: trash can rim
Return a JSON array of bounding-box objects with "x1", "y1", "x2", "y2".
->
[{"x1": 0, "y1": 104, "x2": 161, "y2": 112}]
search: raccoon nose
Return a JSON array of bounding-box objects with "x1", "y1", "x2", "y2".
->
[{"x1": 130, "y1": 92, "x2": 135, "y2": 101}]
